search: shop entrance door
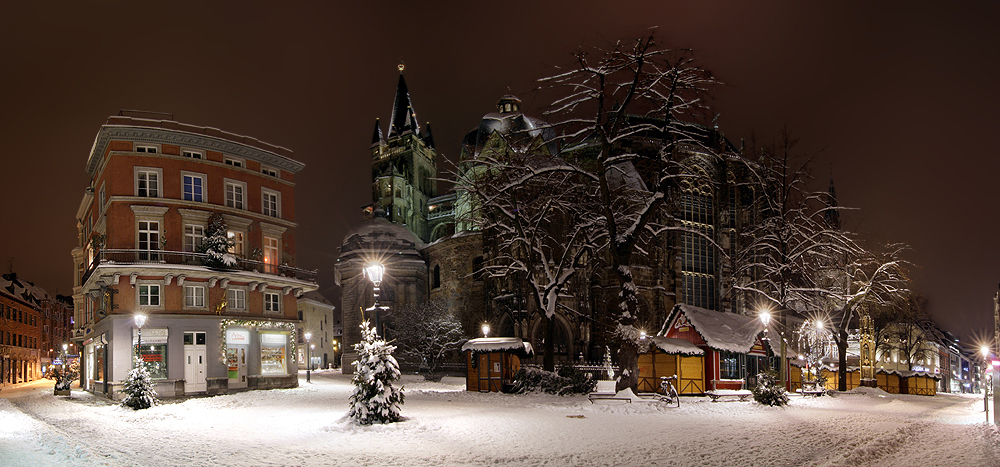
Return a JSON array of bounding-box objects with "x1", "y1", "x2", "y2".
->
[{"x1": 227, "y1": 346, "x2": 247, "y2": 389}]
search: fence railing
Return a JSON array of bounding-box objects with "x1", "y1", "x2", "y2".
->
[{"x1": 82, "y1": 249, "x2": 316, "y2": 284}]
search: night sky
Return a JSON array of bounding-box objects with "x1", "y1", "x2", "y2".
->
[{"x1": 2, "y1": 2, "x2": 997, "y2": 348}]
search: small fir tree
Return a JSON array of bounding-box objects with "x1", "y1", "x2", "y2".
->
[
  {"x1": 348, "y1": 320, "x2": 404, "y2": 425},
  {"x1": 120, "y1": 359, "x2": 159, "y2": 410},
  {"x1": 752, "y1": 371, "x2": 789, "y2": 407},
  {"x1": 200, "y1": 213, "x2": 237, "y2": 269}
]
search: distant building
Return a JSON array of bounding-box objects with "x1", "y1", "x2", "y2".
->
[
  {"x1": 296, "y1": 291, "x2": 336, "y2": 369},
  {"x1": 0, "y1": 273, "x2": 73, "y2": 385},
  {"x1": 71, "y1": 114, "x2": 317, "y2": 398}
]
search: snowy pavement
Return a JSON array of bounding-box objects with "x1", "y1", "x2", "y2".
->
[{"x1": 1, "y1": 371, "x2": 998, "y2": 466}]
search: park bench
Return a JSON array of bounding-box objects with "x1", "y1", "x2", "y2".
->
[{"x1": 705, "y1": 379, "x2": 752, "y2": 402}]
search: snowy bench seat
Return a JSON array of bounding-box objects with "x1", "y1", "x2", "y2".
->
[
  {"x1": 588, "y1": 380, "x2": 628, "y2": 403},
  {"x1": 798, "y1": 388, "x2": 826, "y2": 397},
  {"x1": 705, "y1": 389, "x2": 753, "y2": 402}
]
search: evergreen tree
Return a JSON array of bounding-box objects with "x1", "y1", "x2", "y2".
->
[
  {"x1": 200, "y1": 213, "x2": 237, "y2": 269},
  {"x1": 348, "y1": 320, "x2": 404, "y2": 425},
  {"x1": 120, "y1": 360, "x2": 159, "y2": 410}
]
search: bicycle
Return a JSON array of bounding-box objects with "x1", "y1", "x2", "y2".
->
[{"x1": 660, "y1": 375, "x2": 680, "y2": 407}]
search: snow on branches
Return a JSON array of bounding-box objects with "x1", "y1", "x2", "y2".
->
[{"x1": 348, "y1": 320, "x2": 404, "y2": 425}]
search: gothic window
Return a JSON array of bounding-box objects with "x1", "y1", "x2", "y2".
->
[{"x1": 681, "y1": 192, "x2": 716, "y2": 309}]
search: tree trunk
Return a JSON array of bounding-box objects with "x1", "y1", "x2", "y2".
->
[
  {"x1": 837, "y1": 329, "x2": 848, "y2": 392},
  {"x1": 543, "y1": 315, "x2": 555, "y2": 372},
  {"x1": 616, "y1": 340, "x2": 639, "y2": 392}
]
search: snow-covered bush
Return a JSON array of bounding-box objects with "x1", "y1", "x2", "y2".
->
[
  {"x1": 349, "y1": 320, "x2": 404, "y2": 425},
  {"x1": 199, "y1": 213, "x2": 237, "y2": 269},
  {"x1": 120, "y1": 360, "x2": 159, "y2": 410},
  {"x1": 752, "y1": 371, "x2": 789, "y2": 407},
  {"x1": 510, "y1": 366, "x2": 596, "y2": 395}
]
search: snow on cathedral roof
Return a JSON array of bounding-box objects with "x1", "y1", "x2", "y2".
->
[
  {"x1": 462, "y1": 337, "x2": 534, "y2": 356},
  {"x1": 665, "y1": 304, "x2": 764, "y2": 354}
]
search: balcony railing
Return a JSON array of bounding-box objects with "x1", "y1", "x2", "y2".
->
[{"x1": 82, "y1": 249, "x2": 316, "y2": 285}]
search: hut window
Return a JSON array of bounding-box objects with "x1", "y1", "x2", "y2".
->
[{"x1": 719, "y1": 351, "x2": 743, "y2": 380}]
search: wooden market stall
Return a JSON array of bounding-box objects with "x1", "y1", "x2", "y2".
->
[
  {"x1": 638, "y1": 337, "x2": 705, "y2": 394},
  {"x1": 820, "y1": 368, "x2": 861, "y2": 391},
  {"x1": 462, "y1": 337, "x2": 534, "y2": 393},
  {"x1": 898, "y1": 370, "x2": 938, "y2": 396},
  {"x1": 876, "y1": 370, "x2": 901, "y2": 394}
]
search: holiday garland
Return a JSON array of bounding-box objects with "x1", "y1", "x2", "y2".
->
[{"x1": 219, "y1": 319, "x2": 298, "y2": 364}]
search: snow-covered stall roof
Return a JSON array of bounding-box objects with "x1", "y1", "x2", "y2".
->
[
  {"x1": 462, "y1": 338, "x2": 534, "y2": 356},
  {"x1": 668, "y1": 304, "x2": 764, "y2": 354},
  {"x1": 1, "y1": 273, "x2": 51, "y2": 307},
  {"x1": 649, "y1": 336, "x2": 705, "y2": 356}
]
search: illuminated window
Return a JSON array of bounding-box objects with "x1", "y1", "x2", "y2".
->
[{"x1": 263, "y1": 236, "x2": 279, "y2": 273}]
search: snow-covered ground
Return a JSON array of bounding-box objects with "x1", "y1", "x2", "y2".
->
[{"x1": 1, "y1": 371, "x2": 998, "y2": 466}]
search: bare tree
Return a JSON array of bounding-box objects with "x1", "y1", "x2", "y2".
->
[
  {"x1": 888, "y1": 293, "x2": 936, "y2": 371},
  {"x1": 732, "y1": 130, "x2": 858, "y2": 389},
  {"x1": 538, "y1": 33, "x2": 719, "y2": 391},
  {"x1": 457, "y1": 134, "x2": 602, "y2": 371},
  {"x1": 387, "y1": 299, "x2": 466, "y2": 380}
]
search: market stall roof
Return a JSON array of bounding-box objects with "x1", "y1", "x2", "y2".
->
[
  {"x1": 649, "y1": 336, "x2": 705, "y2": 356},
  {"x1": 461, "y1": 337, "x2": 534, "y2": 357},
  {"x1": 664, "y1": 304, "x2": 764, "y2": 354}
]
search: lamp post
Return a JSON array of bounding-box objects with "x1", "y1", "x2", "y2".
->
[
  {"x1": 982, "y1": 345, "x2": 990, "y2": 421},
  {"x1": 305, "y1": 332, "x2": 312, "y2": 383},
  {"x1": 134, "y1": 313, "x2": 147, "y2": 365},
  {"x1": 61, "y1": 343, "x2": 68, "y2": 375},
  {"x1": 482, "y1": 324, "x2": 490, "y2": 339},
  {"x1": 364, "y1": 262, "x2": 385, "y2": 335}
]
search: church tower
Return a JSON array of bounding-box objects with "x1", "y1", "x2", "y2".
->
[{"x1": 370, "y1": 65, "x2": 438, "y2": 242}]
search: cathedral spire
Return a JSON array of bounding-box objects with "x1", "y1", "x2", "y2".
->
[
  {"x1": 371, "y1": 118, "x2": 384, "y2": 146},
  {"x1": 825, "y1": 175, "x2": 841, "y2": 230},
  {"x1": 387, "y1": 64, "x2": 420, "y2": 138}
]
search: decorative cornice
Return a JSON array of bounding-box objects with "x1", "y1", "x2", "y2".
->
[{"x1": 87, "y1": 124, "x2": 305, "y2": 175}]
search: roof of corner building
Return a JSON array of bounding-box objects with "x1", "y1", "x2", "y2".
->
[
  {"x1": 85, "y1": 116, "x2": 305, "y2": 176},
  {"x1": 0, "y1": 272, "x2": 52, "y2": 307}
]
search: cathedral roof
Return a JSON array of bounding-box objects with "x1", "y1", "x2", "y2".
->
[
  {"x1": 387, "y1": 71, "x2": 420, "y2": 138},
  {"x1": 341, "y1": 215, "x2": 424, "y2": 252},
  {"x1": 462, "y1": 95, "x2": 555, "y2": 158}
]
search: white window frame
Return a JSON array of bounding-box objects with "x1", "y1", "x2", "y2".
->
[
  {"x1": 137, "y1": 219, "x2": 161, "y2": 260},
  {"x1": 184, "y1": 285, "x2": 206, "y2": 309},
  {"x1": 261, "y1": 165, "x2": 279, "y2": 178},
  {"x1": 261, "y1": 188, "x2": 281, "y2": 218},
  {"x1": 135, "y1": 167, "x2": 162, "y2": 198},
  {"x1": 181, "y1": 149, "x2": 203, "y2": 159},
  {"x1": 264, "y1": 291, "x2": 281, "y2": 314},
  {"x1": 137, "y1": 283, "x2": 162, "y2": 308},
  {"x1": 98, "y1": 183, "x2": 106, "y2": 214},
  {"x1": 227, "y1": 287, "x2": 247, "y2": 312},
  {"x1": 182, "y1": 171, "x2": 207, "y2": 203},
  {"x1": 224, "y1": 157, "x2": 245, "y2": 168},
  {"x1": 227, "y1": 230, "x2": 245, "y2": 257},
  {"x1": 263, "y1": 236, "x2": 279, "y2": 274},
  {"x1": 183, "y1": 224, "x2": 205, "y2": 253},
  {"x1": 135, "y1": 144, "x2": 160, "y2": 154},
  {"x1": 224, "y1": 179, "x2": 247, "y2": 210}
]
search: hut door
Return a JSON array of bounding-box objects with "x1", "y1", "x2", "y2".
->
[
  {"x1": 478, "y1": 353, "x2": 491, "y2": 392},
  {"x1": 478, "y1": 353, "x2": 504, "y2": 392}
]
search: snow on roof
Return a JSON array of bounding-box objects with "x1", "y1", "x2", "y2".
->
[
  {"x1": 461, "y1": 337, "x2": 534, "y2": 356},
  {"x1": 671, "y1": 304, "x2": 763, "y2": 354},
  {"x1": 0, "y1": 273, "x2": 51, "y2": 307},
  {"x1": 649, "y1": 336, "x2": 705, "y2": 356}
]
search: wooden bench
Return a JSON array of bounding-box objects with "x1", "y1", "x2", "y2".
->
[
  {"x1": 589, "y1": 380, "x2": 630, "y2": 403},
  {"x1": 705, "y1": 389, "x2": 753, "y2": 402}
]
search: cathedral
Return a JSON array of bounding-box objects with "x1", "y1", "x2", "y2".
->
[{"x1": 336, "y1": 67, "x2": 756, "y2": 372}]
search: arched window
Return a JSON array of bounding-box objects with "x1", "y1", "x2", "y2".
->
[{"x1": 432, "y1": 265, "x2": 441, "y2": 289}]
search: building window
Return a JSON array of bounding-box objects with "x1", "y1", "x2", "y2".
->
[
  {"x1": 182, "y1": 174, "x2": 205, "y2": 202},
  {"x1": 184, "y1": 224, "x2": 205, "y2": 253},
  {"x1": 227, "y1": 231, "x2": 245, "y2": 257},
  {"x1": 260, "y1": 333, "x2": 287, "y2": 375},
  {"x1": 135, "y1": 145, "x2": 158, "y2": 153},
  {"x1": 262, "y1": 189, "x2": 280, "y2": 218},
  {"x1": 184, "y1": 285, "x2": 206, "y2": 308},
  {"x1": 98, "y1": 183, "x2": 106, "y2": 213},
  {"x1": 265, "y1": 292, "x2": 281, "y2": 313},
  {"x1": 227, "y1": 288, "x2": 247, "y2": 311},
  {"x1": 719, "y1": 351, "x2": 743, "y2": 380},
  {"x1": 138, "y1": 284, "x2": 161, "y2": 307},
  {"x1": 225, "y1": 181, "x2": 245, "y2": 210},
  {"x1": 138, "y1": 220, "x2": 160, "y2": 260},
  {"x1": 182, "y1": 150, "x2": 203, "y2": 159},
  {"x1": 261, "y1": 166, "x2": 278, "y2": 177},
  {"x1": 263, "y1": 236, "x2": 279, "y2": 273},
  {"x1": 224, "y1": 157, "x2": 244, "y2": 168},
  {"x1": 432, "y1": 265, "x2": 441, "y2": 289},
  {"x1": 136, "y1": 168, "x2": 161, "y2": 198},
  {"x1": 184, "y1": 332, "x2": 207, "y2": 345}
]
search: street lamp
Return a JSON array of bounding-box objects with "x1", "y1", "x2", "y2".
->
[
  {"x1": 982, "y1": 345, "x2": 990, "y2": 420},
  {"x1": 134, "y1": 313, "x2": 147, "y2": 364},
  {"x1": 364, "y1": 262, "x2": 385, "y2": 334},
  {"x1": 482, "y1": 323, "x2": 490, "y2": 338},
  {"x1": 304, "y1": 332, "x2": 312, "y2": 383}
]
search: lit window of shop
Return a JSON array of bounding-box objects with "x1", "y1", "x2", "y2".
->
[
  {"x1": 260, "y1": 333, "x2": 287, "y2": 375},
  {"x1": 134, "y1": 328, "x2": 168, "y2": 379},
  {"x1": 719, "y1": 351, "x2": 744, "y2": 380}
]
